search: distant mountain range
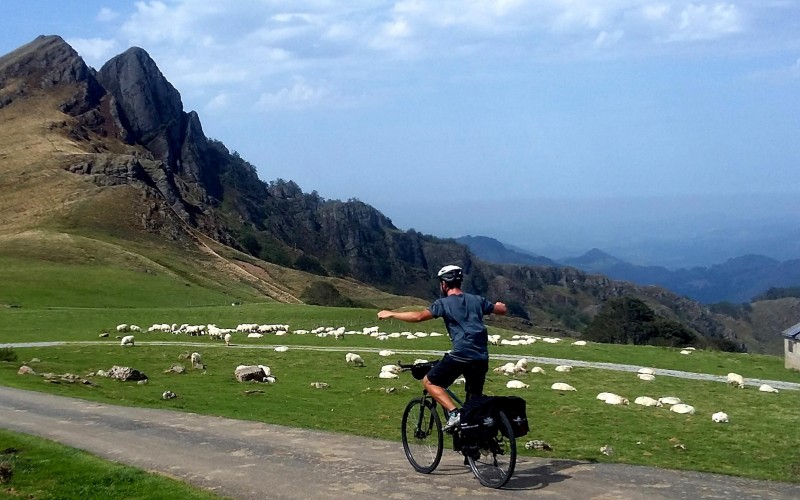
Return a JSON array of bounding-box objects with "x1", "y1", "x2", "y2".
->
[{"x1": 457, "y1": 235, "x2": 800, "y2": 304}]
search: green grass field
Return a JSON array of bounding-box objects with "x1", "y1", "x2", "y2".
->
[{"x1": 1, "y1": 247, "x2": 799, "y2": 495}]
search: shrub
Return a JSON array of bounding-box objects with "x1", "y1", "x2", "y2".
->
[{"x1": 0, "y1": 347, "x2": 17, "y2": 362}]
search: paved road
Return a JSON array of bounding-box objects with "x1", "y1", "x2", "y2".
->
[{"x1": 1, "y1": 386, "x2": 798, "y2": 499}]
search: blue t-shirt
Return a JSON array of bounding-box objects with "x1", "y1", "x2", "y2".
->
[{"x1": 428, "y1": 292, "x2": 495, "y2": 361}]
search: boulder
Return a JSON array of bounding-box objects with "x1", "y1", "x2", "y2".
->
[
  {"x1": 107, "y1": 365, "x2": 148, "y2": 382},
  {"x1": 235, "y1": 365, "x2": 267, "y2": 382}
]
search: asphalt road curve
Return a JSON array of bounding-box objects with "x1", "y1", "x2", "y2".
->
[{"x1": 1, "y1": 386, "x2": 797, "y2": 499}]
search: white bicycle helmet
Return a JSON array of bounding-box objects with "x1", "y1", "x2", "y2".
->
[{"x1": 437, "y1": 265, "x2": 463, "y2": 284}]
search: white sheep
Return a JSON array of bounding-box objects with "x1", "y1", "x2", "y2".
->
[
  {"x1": 379, "y1": 371, "x2": 399, "y2": 379},
  {"x1": 274, "y1": 346, "x2": 289, "y2": 353},
  {"x1": 530, "y1": 366, "x2": 546, "y2": 374},
  {"x1": 380, "y1": 364, "x2": 401, "y2": 375},
  {"x1": 224, "y1": 333, "x2": 232, "y2": 346},
  {"x1": 493, "y1": 362, "x2": 517, "y2": 377},
  {"x1": 247, "y1": 332, "x2": 263, "y2": 339},
  {"x1": 345, "y1": 353, "x2": 365, "y2": 367},
  {"x1": 596, "y1": 392, "x2": 618, "y2": 402},
  {"x1": 506, "y1": 380, "x2": 530, "y2": 389},
  {"x1": 378, "y1": 349, "x2": 395, "y2": 357},
  {"x1": 758, "y1": 384, "x2": 779, "y2": 393},
  {"x1": 638, "y1": 368, "x2": 655, "y2": 375},
  {"x1": 551, "y1": 382, "x2": 576, "y2": 392},
  {"x1": 488, "y1": 334, "x2": 501, "y2": 345},
  {"x1": 116, "y1": 324, "x2": 129, "y2": 333},
  {"x1": 679, "y1": 349, "x2": 692, "y2": 355},
  {"x1": 711, "y1": 411, "x2": 729, "y2": 423},
  {"x1": 257, "y1": 365, "x2": 272, "y2": 377},
  {"x1": 453, "y1": 375, "x2": 466, "y2": 385},
  {"x1": 190, "y1": 352, "x2": 205, "y2": 369},
  {"x1": 637, "y1": 373, "x2": 656, "y2": 381},
  {"x1": 572, "y1": 340, "x2": 587, "y2": 346},
  {"x1": 670, "y1": 403, "x2": 695, "y2": 415},
  {"x1": 634, "y1": 396, "x2": 662, "y2": 407},
  {"x1": 413, "y1": 359, "x2": 428, "y2": 365},
  {"x1": 727, "y1": 372, "x2": 745, "y2": 388},
  {"x1": 658, "y1": 396, "x2": 682, "y2": 405},
  {"x1": 554, "y1": 365, "x2": 573, "y2": 373},
  {"x1": 514, "y1": 358, "x2": 528, "y2": 371},
  {"x1": 120, "y1": 335, "x2": 135, "y2": 347},
  {"x1": 604, "y1": 394, "x2": 629, "y2": 405}
]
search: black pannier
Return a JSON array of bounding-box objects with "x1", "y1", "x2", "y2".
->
[{"x1": 460, "y1": 395, "x2": 529, "y2": 445}]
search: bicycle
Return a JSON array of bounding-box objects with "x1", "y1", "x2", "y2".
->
[{"x1": 398, "y1": 360, "x2": 517, "y2": 488}]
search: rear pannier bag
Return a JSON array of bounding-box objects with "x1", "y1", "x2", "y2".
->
[{"x1": 460, "y1": 395, "x2": 529, "y2": 445}]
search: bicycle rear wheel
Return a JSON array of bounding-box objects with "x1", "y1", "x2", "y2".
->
[
  {"x1": 401, "y1": 397, "x2": 443, "y2": 473},
  {"x1": 467, "y1": 410, "x2": 517, "y2": 488}
]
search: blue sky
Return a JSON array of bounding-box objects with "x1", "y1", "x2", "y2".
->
[{"x1": 2, "y1": 1, "x2": 799, "y2": 266}]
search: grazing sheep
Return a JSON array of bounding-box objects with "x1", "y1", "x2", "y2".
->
[
  {"x1": 596, "y1": 392, "x2": 618, "y2": 402},
  {"x1": 506, "y1": 380, "x2": 530, "y2": 389},
  {"x1": 638, "y1": 368, "x2": 655, "y2": 375},
  {"x1": 247, "y1": 332, "x2": 263, "y2": 339},
  {"x1": 670, "y1": 403, "x2": 695, "y2": 414},
  {"x1": 488, "y1": 334, "x2": 501, "y2": 345},
  {"x1": 554, "y1": 365, "x2": 573, "y2": 373},
  {"x1": 116, "y1": 324, "x2": 129, "y2": 332},
  {"x1": 120, "y1": 335, "x2": 135, "y2": 347},
  {"x1": 530, "y1": 366, "x2": 546, "y2": 374},
  {"x1": 551, "y1": 382, "x2": 576, "y2": 392},
  {"x1": 493, "y1": 362, "x2": 517, "y2": 376},
  {"x1": 711, "y1": 411, "x2": 729, "y2": 423},
  {"x1": 637, "y1": 373, "x2": 656, "y2": 381},
  {"x1": 634, "y1": 396, "x2": 662, "y2": 407},
  {"x1": 604, "y1": 394, "x2": 629, "y2": 405},
  {"x1": 514, "y1": 358, "x2": 528, "y2": 371},
  {"x1": 224, "y1": 333, "x2": 232, "y2": 346},
  {"x1": 345, "y1": 352, "x2": 365, "y2": 367},
  {"x1": 190, "y1": 352, "x2": 205, "y2": 369},
  {"x1": 380, "y1": 364, "x2": 401, "y2": 375},
  {"x1": 727, "y1": 372, "x2": 745, "y2": 388},
  {"x1": 658, "y1": 396, "x2": 682, "y2": 406},
  {"x1": 758, "y1": 384, "x2": 779, "y2": 393}
]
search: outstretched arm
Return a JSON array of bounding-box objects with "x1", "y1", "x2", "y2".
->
[{"x1": 377, "y1": 309, "x2": 434, "y2": 323}]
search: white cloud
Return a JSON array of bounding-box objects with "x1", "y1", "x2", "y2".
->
[
  {"x1": 67, "y1": 37, "x2": 119, "y2": 67},
  {"x1": 256, "y1": 78, "x2": 333, "y2": 110},
  {"x1": 206, "y1": 93, "x2": 230, "y2": 111},
  {"x1": 668, "y1": 3, "x2": 743, "y2": 41},
  {"x1": 96, "y1": 7, "x2": 119, "y2": 22}
]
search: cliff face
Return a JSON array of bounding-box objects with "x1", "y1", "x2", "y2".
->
[{"x1": 0, "y1": 35, "x2": 749, "y2": 350}]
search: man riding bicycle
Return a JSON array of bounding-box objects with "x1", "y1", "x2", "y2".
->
[{"x1": 377, "y1": 265, "x2": 507, "y2": 431}]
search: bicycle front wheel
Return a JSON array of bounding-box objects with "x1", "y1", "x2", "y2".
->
[
  {"x1": 401, "y1": 397, "x2": 443, "y2": 473},
  {"x1": 467, "y1": 410, "x2": 517, "y2": 488}
]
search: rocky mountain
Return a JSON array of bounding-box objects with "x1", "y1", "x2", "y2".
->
[
  {"x1": 0, "y1": 35, "x2": 787, "y2": 353},
  {"x1": 456, "y1": 236, "x2": 559, "y2": 267}
]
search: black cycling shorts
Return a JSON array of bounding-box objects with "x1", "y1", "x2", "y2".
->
[{"x1": 426, "y1": 353, "x2": 489, "y2": 401}]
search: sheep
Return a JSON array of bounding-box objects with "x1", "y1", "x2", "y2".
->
[
  {"x1": 129, "y1": 325, "x2": 142, "y2": 332},
  {"x1": 596, "y1": 392, "x2": 618, "y2": 402},
  {"x1": 190, "y1": 352, "x2": 205, "y2": 369},
  {"x1": 514, "y1": 358, "x2": 528, "y2": 371},
  {"x1": 116, "y1": 324, "x2": 129, "y2": 333},
  {"x1": 488, "y1": 334, "x2": 501, "y2": 345},
  {"x1": 670, "y1": 403, "x2": 695, "y2": 415},
  {"x1": 493, "y1": 362, "x2": 517, "y2": 376},
  {"x1": 679, "y1": 349, "x2": 692, "y2": 355},
  {"x1": 727, "y1": 372, "x2": 745, "y2": 388},
  {"x1": 551, "y1": 382, "x2": 576, "y2": 392},
  {"x1": 379, "y1": 371, "x2": 399, "y2": 379},
  {"x1": 224, "y1": 333, "x2": 232, "y2": 346},
  {"x1": 658, "y1": 396, "x2": 682, "y2": 405},
  {"x1": 453, "y1": 375, "x2": 466, "y2": 385},
  {"x1": 345, "y1": 353, "x2": 365, "y2": 367},
  {"x1": 120, "y1": 335, "x2": 135, "y2": 347},
  {"x1": 554, "y1": 365, "x2": 573, "y2": 373},
  {"x1": 758, "y1": 384, "x2": 779, "y2": 393},
  {"x1": 378, "y1": 349, "x2": 395, "y2": 357},
  {"x1": 638, "y1": 367, "x2": 655, "y2": 375},
  {"x1": 506, "y1": 380, "x2": 530, "y2": 389},
  {"x1": 413, "y1": 359, "x2": 428, "y2": 365},
  {"x1": 634, "y1": 396, "x2": 662, "y2": 407},
  {"x1": 637, "y1": 373, "x2": 656, "y2": 381},
  {"x1": 247, "y1": 333, "x2": 263, "y2": 339},
  {"x1": 380, "y1": 364, "x2": 401, "y2": 375},
  {"x1": 711, "y1": 411, "x2": 729, "y2": 423},
  {"x1": 530, "y1": 366, "x2": 546, "y2": 374},
  {"x1": 604, "y1": 394, "x2": 629, "y2": 405},
  {"x1": 542, "y1": 337, "x2": 561, "y2": 343},
  {"x1": 274, "y1": 346, "x2": 289, "y2": 353},
  {"x1": 572, "y1": 340, "x2": 587, "y2": 346},
  {"x1": 257, "y1": 365, "x2": 272, "y2": 376}
]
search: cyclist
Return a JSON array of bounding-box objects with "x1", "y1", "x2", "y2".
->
[{"x1": 377, "y1": 265, "x2": 507, "y2": 431}]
